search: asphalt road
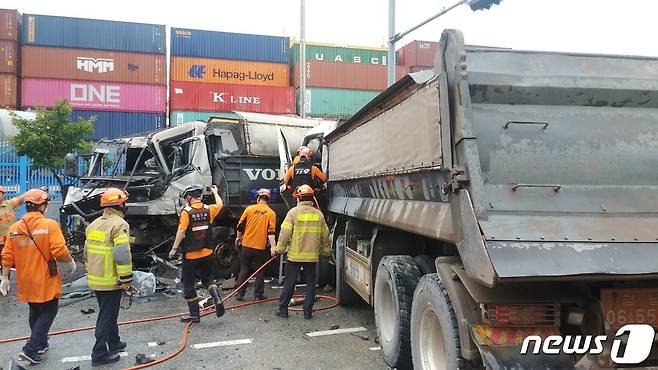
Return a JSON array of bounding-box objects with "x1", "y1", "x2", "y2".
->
[{"x1": 0, "y1": 273, "x2": 389, "y2": 370}]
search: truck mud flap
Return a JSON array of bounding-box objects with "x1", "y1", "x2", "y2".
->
[{"x1": 477, "y1": 345, "x2": 574, "y2": 370}]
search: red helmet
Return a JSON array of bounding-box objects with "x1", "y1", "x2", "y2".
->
[
  {"x1": 293, "y1": 184, "x2": 315, "y2": 198},
  {"x1": 24, "y1": 188, "x2": 50, "y2": 205},
  {"x1": 256, "y1": 188, "x2": 272, "y2": 199},
  {"x1": 100, "y1": 188, "x2": 129, "y2": 207},
  {"x1": 298, "y1": 146, "x2": 312, "y2": 159},
  {"x1": 0, "y1": 186, "x2": 5, "y2": 193}
]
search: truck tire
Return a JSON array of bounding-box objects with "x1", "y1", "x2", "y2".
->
[
  {"x1": 374, "y1": 256, "x2": 421, "y2": 370},
  {"x1": 213, "y1": 243, "x2": 240, "y2": 279},
  {"x1": 335, "y1": 235, "x2": 360, "y2": 306},
  {"x1": 411, "y1": 274, "x2": 477, "y2": 370}
]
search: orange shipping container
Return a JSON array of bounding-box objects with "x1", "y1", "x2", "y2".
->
[
  {"x1": 293, "y1": 61, "x2": 409, "y2": 91},
  {"x1": 171, "y1": 56, "x2": 289, "y2": 87},
  {"x1": 0, "y1": 40, "x2": 18, "y2": 74},
  {"x1": 0, "y1": 73, "x2": 17, "y2": 108},
  {"x1": 21, "y1": 46, "x2": 166, "y2": 84}
]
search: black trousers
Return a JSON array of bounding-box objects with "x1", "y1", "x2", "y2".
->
[
  {"x1": 278, "y1": 261, "x2": 317, "y2": 314},
  {"x1": 92, "y1": 289, "x2": 122, "y2": 360},
  {"x1": 182, "y1": 255, "x2": 215, "y2": 301},
  {"x1": 236, "y1": 247, "x2": 267, "y2": 297},
  {"x1": 22, "y1": 298, "x2": 59, "y2": 355}
]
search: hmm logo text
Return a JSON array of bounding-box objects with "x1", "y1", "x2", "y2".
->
[
  {"x1": 77, "y1": 57, "x2": 114, "y2": 73},
  {"x1": 521, "y1": 324, "x2": 655, "y2": 365}
]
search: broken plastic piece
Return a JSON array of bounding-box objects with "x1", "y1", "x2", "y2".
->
[
  {"x1": 81, "y1": 308, "x2": 95, "y2": 315},
  {"x1": 135, "y1": 353, "x2": 155, "y2": 365}
]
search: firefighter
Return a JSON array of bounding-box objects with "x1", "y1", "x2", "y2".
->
[
  {"x1": 0, "y1": 188, "x2": 76, "y2": 365},
  {"x1": 168, "y1": 185, "x2": 225, "y2": 322},
  {"x1": 284, "y1": 146, "x2": 327, "y2": 191},
  {"x1": 84, "y1": 188, "x2": 133, "y2": 366},
  {"x1": 0, "y1": 186, "x2": 25, "y2": 275},
  {"x1": 274, "y1": 184, "x2": 331, "y2": 319},
  {"x1": 234, "y1": 188, "x2": 277, "y2": 301}
]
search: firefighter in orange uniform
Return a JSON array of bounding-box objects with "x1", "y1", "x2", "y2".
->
[
  {"x1": 0, "y1": 188, "x2": 76, "y2": 364},
  {"x1": 168, "y1": 185, "x2": 225, "y2": 322},
  {"x1": 234, "y1": 188, "x2": 277, "y2": 301},
  {"x1": 284, "y1": 146, "x2": 327, "y2": 191}
]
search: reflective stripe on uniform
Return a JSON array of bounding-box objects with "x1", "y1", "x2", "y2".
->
[
  {"x1": 87, "y1": 230, "x2": 106, "y2": 243},
  {"x1": 87, "y1": 274, "x2": 118, "y2": 286},
  {"x1": 32, "y1": 228, "x2": 49, "y2": 235},
  {"x1": 116, "y1": 263, "x2": 132, "y2": 276},
  {"x1": 281, "y1": 221, "x2": 293, "y2": 231},
  {"x1": 192, "y1": 225, "x2": 209, "y2": 232},
  {"x1": 297, "y1": 213, "x2": 320, "y2": 222},
  {"x1": 113, "y1": 234, "x2": 129, "y2": 245}
]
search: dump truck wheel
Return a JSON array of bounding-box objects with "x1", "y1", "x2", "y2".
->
[
  {"x1": 411, "y1": 274, "x2": 476, "y2": 370},
  {"x1": 374, "y1": 256, "x2": 421, "y2": 369},
  {"x1": 335, "y1": 235, "x2": 360, "y2": 306}
]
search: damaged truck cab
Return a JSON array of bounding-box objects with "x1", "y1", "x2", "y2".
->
[
  {"x1": 62, "y1": 112, "x2": 332, "y2": 275},
  {"x1": 305, "y1": 29, "x2": 658, "y2": 369}
]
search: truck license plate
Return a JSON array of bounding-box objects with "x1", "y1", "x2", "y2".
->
[{"x1": 601, "y1": 288, "x2": 658, "y2": 329}]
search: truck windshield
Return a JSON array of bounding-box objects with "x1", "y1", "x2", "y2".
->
[{"x1": 86, "y1": 141, "x2": 160, "y2": 177}]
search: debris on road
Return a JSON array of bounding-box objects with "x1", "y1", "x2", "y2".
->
[
  {"x1": 135, "y1": 353, "x2": 156, "y2": 365},
  {"x1": 80, "y1": 307, "x2": 95, "y2": 315},
  {"x1": 329, "y1": 325, "x2": 340, "y2": 330}
]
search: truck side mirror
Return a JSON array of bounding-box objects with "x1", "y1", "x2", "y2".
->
[{"x1": 64, "y1": 153, "x2": 78, "y2": 177}]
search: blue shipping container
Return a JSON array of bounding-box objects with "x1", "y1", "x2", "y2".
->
[
  {"x1": 22, "y1": 14, "x2": 166, "y2": 54},
  {"x1": 171, "y1": 27, "x2": 289, "y2": 63},
  {"x1": 71, "y1": 111, "x2": 165, "y2": 141}
]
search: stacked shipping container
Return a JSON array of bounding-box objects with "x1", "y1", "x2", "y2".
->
[
  {"x1": 170, "y1": 28, "x2": 293, "y2": 125},
  {"x1": 0, "y1": 9, "x2": 20, "y2": 108},
  {"x1": 291, "y1": 41, "x2": 408, "y2": 118},
  {"x1": 397, "y1": 40, "x2": 439, "y2": 72},
  {"x1": 19, "y1": 14, "x2": 166, "y2": 140}
]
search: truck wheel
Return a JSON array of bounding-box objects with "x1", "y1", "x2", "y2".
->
[
  {"x1": 213, "y1": 243, "x2": 240, "y2": 279},
  {"x1": 374, "y1": 256, "x2": 421, "y2": 370},
  {"x1": 335, "y1": 235, "x2": 360, "y2": 306},
  {"x1": 411, "y1": 274, "x2": 472, "y2": 370}
]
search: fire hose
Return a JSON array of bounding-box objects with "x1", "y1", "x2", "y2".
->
[{"x1": 0, "y1": 256, "x2": 340, "y2": 369}]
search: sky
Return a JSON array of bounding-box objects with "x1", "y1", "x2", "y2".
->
[{"x1": 5, "y1": 0, "x2": 658, "y2": 56}]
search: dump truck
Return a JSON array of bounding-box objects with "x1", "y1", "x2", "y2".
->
[
  {"x1": 285, "y1": 29, "x2": 658, "y2": 369},
  {"x1": 61, "y1": 111, "x2": 335, "y2": 275}
]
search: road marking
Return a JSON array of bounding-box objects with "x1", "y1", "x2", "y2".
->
[
  {"x1": 191, "y1": 338, "x2": 253, "y2": 349},
  {"x1": 370, "y1": 346, "x2": 382, "y2": 351},
  {"x1": 306, "y1": 327, "x2": 368, "y2": 337},
  {"x1": 61, "y1": 352, "x2": 128, "y2": 363},
  {"x1": 148, "y1": 342, "x2": 159, "y2": 347}
]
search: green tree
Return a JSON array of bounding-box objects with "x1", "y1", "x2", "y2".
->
[{"x1": 9, "y1": 100, "x2": 95, "y2": 187}]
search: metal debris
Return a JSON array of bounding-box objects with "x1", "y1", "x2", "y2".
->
[{"x1": 135, "y1": 353, "x2": 156, "y2": 365}]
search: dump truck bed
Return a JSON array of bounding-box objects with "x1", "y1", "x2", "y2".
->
[{"x1": 327, "y1": 29, "x2": 658, "y2": 286}]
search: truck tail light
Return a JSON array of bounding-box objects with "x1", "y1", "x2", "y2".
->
[{"x1": 482, "y1": 303, "x2": 560, "y2": 327}]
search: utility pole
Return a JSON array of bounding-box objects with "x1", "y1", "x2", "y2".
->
[
  {"x1": 387, "y1": 0, "x2": 395, "y2": 87},
  {"x1": 300, "y1": 0, "x2": 307, "y2": 117},
  {"x1": 386, "y1": 0, "x2": 502, "y2": 86}
]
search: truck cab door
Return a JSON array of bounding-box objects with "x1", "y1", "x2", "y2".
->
[{"x1": 277, "y1": 127, "x2": 294, "y2": 209}]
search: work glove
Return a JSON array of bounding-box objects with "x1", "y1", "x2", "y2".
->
[
  {"x1": 0, "y1": 277, "x2": 9, "y2": 296},
  {"x1": 66, "y1": 260, "x2": 77, "y2": 274},
  {"x1": 168, "y1": 249, "x2": 178, "y2": 260}
]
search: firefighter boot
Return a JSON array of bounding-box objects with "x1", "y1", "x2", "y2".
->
[
  {"x1": 181, "y1": 298, "x2": 200, "y2": 323},
  {"x1": 208, "y1": 284, "x2": 225, "y2": 318}
]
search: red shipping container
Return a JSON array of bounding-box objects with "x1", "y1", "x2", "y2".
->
[
  {"x1": 170, "y1": 81, "x2": 295, "y2": 114},
  {"x1": 0, "y1": 40, "x2": 18, "y2": 73},
  {"x1": 397, "y1": 40, "x2": 439, "y2": 67},
  {"x1": 0, "y1": 73, "x2": 17, "y2": 108},
  {"x1": 21, "y1": 78, "x2": 166, "y2": 113},
  {"x1": 0, "y1": 9, "x2": 20, "y2": 42},
  {"x1": 21, "y1": 46, "x2": 166, "y2": 84},
  {"x1": 293, "y1": 61, "x2": 409, "y2": 91}
]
